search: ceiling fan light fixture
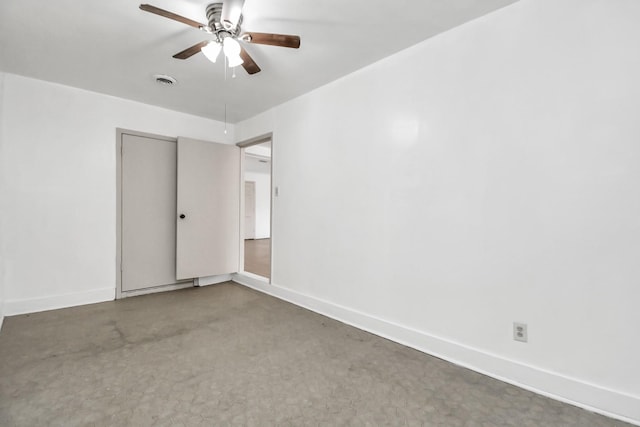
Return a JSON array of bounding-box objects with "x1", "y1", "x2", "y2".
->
[
  {"x1": 139, "y1": 2, "x2": 300, "y2": 75},
  {"x1": 201, "y1": 41, "x2": 221, "y2": 63},
  {"x1": 223, "y1": 37, "x2": 244, "y2": 67},
  {"x1": 227, "y1": 53, "x2": 244, "y2": 68},
  {"x1": 222, "y1": 37, "x2": 241, "y2": 57}
]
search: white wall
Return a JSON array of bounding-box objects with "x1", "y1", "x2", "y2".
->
[
  {"x1": 236, "y1": 0, "x2": 640, "y2": 423},
  {"x1": 0, "y1": 72, "x2": 6, "y2": 330},
  {"x1": 245, "y1": 171, "x2": 271, "y2": 239},
  {"x1": 1, "y1": 73, "x2": 234, "y2": 315}
]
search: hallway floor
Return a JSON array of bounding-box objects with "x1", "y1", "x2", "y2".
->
[
  {"x1": 0, "y1": 283, "x2": 630, "y2": 426},
  {"x1": 244, "y1": 238, "x2": 270, "y2": 279}
]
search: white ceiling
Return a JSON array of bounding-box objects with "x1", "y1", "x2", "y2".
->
[
  {"x1": 0, "y1": 0, "x2": 518, "y2": 123},
  {"x1": 245, "y1": 142, "x2": 271, "y2": 173},
  {"x1": 245, "y1": 154, "x2": 271, "y2": 174},
  {"x1": 245, "y1": 142, "x2": 271, "y2": 157}
]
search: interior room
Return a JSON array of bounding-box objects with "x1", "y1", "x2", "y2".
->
[{"x1": 1, "y1": 0, "x2": 639, "y2": 425}]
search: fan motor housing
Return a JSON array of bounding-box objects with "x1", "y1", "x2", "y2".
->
[{"x1": 206, "y1": 3, "x2": 242, "y2": 39}]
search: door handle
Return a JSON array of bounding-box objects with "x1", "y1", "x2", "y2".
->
[{"x1": 179, "y1": 214, "x2": 186, "y2": 219}]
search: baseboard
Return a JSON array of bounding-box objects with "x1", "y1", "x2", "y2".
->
[
  {"x1": 4, "y1": 287, "x2": 115, "y2": 316},
  {"x1": 232, "y1": 274, "x2": 640, "y2": 426},
  {"x1": 195, "y1": 274, "x2": 233, "y2": 287},
  {"x1": 239, "y1": 271, "x2": 269, "y2": 282},
  {"x1": 5, "y1": 276, "x2": 233, "y2": 315},
  {"x1": 119, "y1": 282, "x2": 194, "y2": 299},
  {"x1": 117, "y1": 274, "x2": 231, "y2": 299}
]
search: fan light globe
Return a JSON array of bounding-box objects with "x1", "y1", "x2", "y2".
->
[
  {"x1": 201, "y1": 42, "x2": 221, "y2": 63},
  {"x1": 223, "y1": 38, "x2": 244, "y2": 67},
  {"x1": 227, "y1": 54, "x2": 244, "y2": 68},
  {"x1": 223, "y1": 37, "x2": 241, "y2": 57}
]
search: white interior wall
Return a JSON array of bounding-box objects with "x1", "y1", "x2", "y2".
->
[
  {"x1": 245, "y1": 171, "x2": 271, "y2": 239},
  {"x1": 0, "y1": 72, "x2": 6, "y2": 330},
  {"x1": 1, "y1": 73, "x2": 234, "y2": 315},
  {"x1": 236, "y1": 0, "x2": 640, "y2": 423}
]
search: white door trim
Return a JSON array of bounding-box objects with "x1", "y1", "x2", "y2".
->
[{"x1": 236, "y1": 132, "x2": 273, "y2": 283}]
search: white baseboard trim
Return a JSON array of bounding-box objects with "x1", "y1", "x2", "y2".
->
[
  {"x1": 232, "y1": 274, "x2": 640, "y2": 426},
  {"x1": 5, "y1": 275, "x2": 233, "y2": 315},
  {"x1": 195, "y1": 274, "x2": 233, "y2": 287},
  {"x1": 119, "y1": 282, "x2": 194, "y2": 299},
  {"x1": 238, "y1": 270, "x2": 269, "y2": 282},
  {"x1": 4, "y1": 287, "x2": 115, "y2": 316},
  {"x1": 118, "y1": 274, "x2": 231, "y2": 299}
]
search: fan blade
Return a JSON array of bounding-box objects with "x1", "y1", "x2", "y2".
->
[
  {"x1": 239, "y1": 46, "x2": 261, "y2": 75},
  {"x1": 221, "y1": 0, "x2": 245, "y2": 30},
  {"x1": 244, "y1": 32, "x2": 300, "y2": 49},
  {"x1": 139, "y1": 4, "x2": 205, "y2": 29},
  {"x1": 173, "y1": 41, "x2": 209, "y2": 59}
]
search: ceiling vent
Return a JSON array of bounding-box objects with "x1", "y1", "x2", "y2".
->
[{"x1": 153, "y1": 74, "x2": 177, "y2": 86}]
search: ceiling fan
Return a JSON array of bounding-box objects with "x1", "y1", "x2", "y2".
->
[{"x1": 139, "y1": 0, "x2": 300, "y2": 75}]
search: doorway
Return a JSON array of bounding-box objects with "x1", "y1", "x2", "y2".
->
[{"x1": 240, "y1": 136, "x2": 272, "y2": 280}]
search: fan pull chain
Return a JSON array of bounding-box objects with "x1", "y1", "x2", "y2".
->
[
  {"x1": 223, "y1": 53, "x2": 228, "y2": 134},
  {"x1": 224, "y1": 54, "x2": 228, "y2": 81}
]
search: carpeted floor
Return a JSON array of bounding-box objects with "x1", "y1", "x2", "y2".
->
[{"x1": 0, "y1": 282, "x2": 630, "y2": 426}]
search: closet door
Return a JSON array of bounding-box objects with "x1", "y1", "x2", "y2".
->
[
  {"x1": 176, "y1": 137, "x2": 240, "y2": 280},
  {"x1": 121, "y1": 134, "x2": 181, "y2": 291}
]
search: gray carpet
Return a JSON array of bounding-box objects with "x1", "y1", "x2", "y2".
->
[{"x1": 0, "y1": 282, "x2": 630, "y2": 426}]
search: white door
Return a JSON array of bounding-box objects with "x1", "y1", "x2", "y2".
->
[
  {"x1": 244, "y1": 181, "x2": 256, "y2": 239},
  {"x1": 121, "y1": 134, "x2": 182, "y2": 291},
  {"x1": 176, "y1": 137, "x2": 240, "y2": 280}
]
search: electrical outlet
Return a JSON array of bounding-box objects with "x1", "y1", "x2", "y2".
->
[{"x1": 513, "y1": 322, "x2": 528, "y2": 343}]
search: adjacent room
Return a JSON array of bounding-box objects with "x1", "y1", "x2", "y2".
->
[
  {"x1": 1, "y1": 0, "x2": 639, "y2": 425},
  {"x1": 243, "y1": 140, "x2": 272, "y2": 279}
]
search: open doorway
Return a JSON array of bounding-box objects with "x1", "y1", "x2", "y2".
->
[{"x1": 242, "y1": 140, "x2": 271, "y2": 279}]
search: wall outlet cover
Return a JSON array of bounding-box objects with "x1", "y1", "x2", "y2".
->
[{"x1": 514, "y1": 322, "x2": 528, "y2": 343}]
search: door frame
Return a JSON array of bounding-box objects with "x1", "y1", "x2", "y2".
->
[
  {"x1": 115, "y1": 128, "x2": 195, "y2": 299},
  {"x1": 236, "y1": 132, "x2": 273, "y2": 283}
]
